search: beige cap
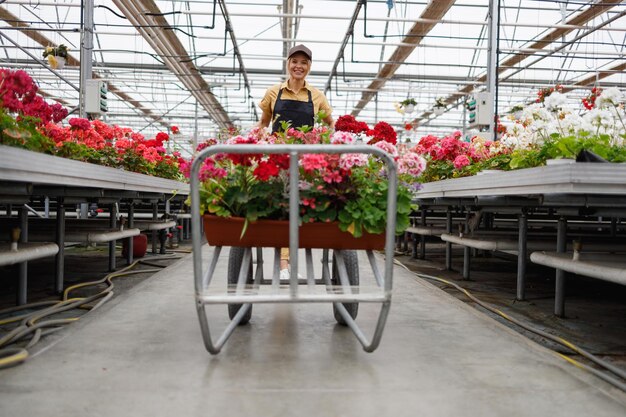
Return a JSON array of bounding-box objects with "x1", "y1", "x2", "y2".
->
[{"x1": 288, "y1": 44, "x2": 312, "y2": 61}]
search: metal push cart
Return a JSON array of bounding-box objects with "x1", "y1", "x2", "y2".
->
[{"x1": 190, "y1": 144, "x2": 398, "y2": 354}]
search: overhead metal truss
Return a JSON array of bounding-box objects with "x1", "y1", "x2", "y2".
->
[{"x1": 0, "y1": 0, "x2": 623, "y2": 147}]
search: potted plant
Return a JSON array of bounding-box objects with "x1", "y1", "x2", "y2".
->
[
  {"x1": 399, "y1": 98, "x2": 417, "y2": 114},
  {"x1": 190, "y1": 125, "x2": 423, "y2": 249},
  {"x1": 433, "y1": 97, "x2": 446, "y2": 115},
  {"x1": 42, "y1": 44, "x2": 69, "y2": 69}
]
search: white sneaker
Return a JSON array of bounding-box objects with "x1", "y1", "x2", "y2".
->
[{"x1": 279, "y1": 269, "x2": 303, "y2": 281}]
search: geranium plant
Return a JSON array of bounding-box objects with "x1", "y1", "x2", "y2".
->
[
  {"x1": 0, "y1": 69, "x2": 185, "y2": 180},
  {"x1": 188, "y1": 126, "x2": 423, "y2": 238}
]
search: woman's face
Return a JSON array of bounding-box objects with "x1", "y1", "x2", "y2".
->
[{"x1": 288, "y1": 53, "x2": 311, "y2": 81}]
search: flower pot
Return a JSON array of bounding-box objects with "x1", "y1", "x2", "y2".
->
[
  {"x1": 433, "y1": 107, "x2": 445, "y2": 116},
  {"x1": 122, "y1": 233, "x2": 147, "y2": 258},
  {"x1": 202, "y1": 215, "x2": 385, "y2": 250},
  {"x1": 404, "y1": 104, "x2": 415, "y2": 114},
  {"x1": 48, "y1": 55, "x2": 66, "y2": 70}
]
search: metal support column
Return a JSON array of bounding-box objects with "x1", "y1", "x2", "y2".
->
[
  {"x1": 486, "y1": 0, "x2": 500, "y2": 141},
  {"x1": 193, "y1": 99, "x2": 199, "y2": 151},
  {"x1": 555, "y1": 217, "x2": 567, "y2": 317},
  {"x1": 419, "y1": 210, "x2": 427, "y2": 259},
  {"x1": 445, "y1": 208, "x2": 453, "y2": 270},
  {"x1": 79, "y1": 0, "x2": 94, "y2": 117},
  {"x1": 126, "y1": 202, "x2": 135, "y2": 265},
  {"x1": 516, "y1": 210, "x2": 528, "y2": 300},
  {"x1": 17, "y1": 205, "x2": 28, "y2": 305},
  {"x1": 55, "y1": 199, "x2": 65, "y2": 294},
  {"x1": 108, "y1": 203, "x2": 117, "y2": 271},
  {"x1": 152, "y1": 202, "x2": 158, "y2": 254},
  {"x1": 44, "y1": 196, "x2": 50, "y2": 218},
  {"x1": 462, "y1": 211, "x2": 471, "y2": 280}
]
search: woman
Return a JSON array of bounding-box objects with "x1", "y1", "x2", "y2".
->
[
  {"x1": 258, "y1": 44, "x2": 334, "y2": 132},
  {"x1": 257, "y1": 44, "x2": 334, "y2": 279}
]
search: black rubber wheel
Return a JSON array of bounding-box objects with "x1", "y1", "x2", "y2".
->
[
  {"x1": 227, "y1": 247, "x2": 253, "y2": 324},
  {"x1": 331, "y1": 250, "x2": 359, "y2": 325}
]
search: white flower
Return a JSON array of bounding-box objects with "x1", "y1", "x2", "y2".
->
[
  {"x1": 544, "y1": 92, "x2": 568, "y2": 112},
  {"x1": 522, "y1": 103, "x2": 552, "y2": 123},
  {"x1": 583, "y1": 108, "x2": 614, "y2": 129},
  {"x1": 596, "y1": 87, "x2": 623, "y2": 108},
  {"x1": 559, "y1": 114, "x2": 583, "y2": 135}
]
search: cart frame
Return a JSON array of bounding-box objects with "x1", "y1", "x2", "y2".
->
[{"x1": 190, "y1": 144, "x2": 398, "y2": 354}]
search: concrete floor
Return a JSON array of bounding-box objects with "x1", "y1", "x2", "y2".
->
[{"x1": 1, "y1": 246, "x2": 625, "y2": 417}]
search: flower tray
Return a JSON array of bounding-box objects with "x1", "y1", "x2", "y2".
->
[{"x1": 202, "y1": 214, "x2": 385, "y2": 250}]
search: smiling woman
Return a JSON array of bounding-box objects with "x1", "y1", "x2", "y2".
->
[
  {"x1": 255, "y1": 44, "x2": 335, "y2": 279},
  {"x1": 257, "y1": 44, "x2": 334, "y2": 133}
]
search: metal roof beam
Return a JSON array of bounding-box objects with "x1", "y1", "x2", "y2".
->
[
  {"x1": 112, "y1": 0, "x2": 232, "y2": 128},
  {"x1": 351, "y1": 0, "x2": 456, "y2": 117},
  {"x1": 0, "y1": 5, "x2": 170, "y2": 129},
  {"x1": 410, "y1": 0, "x2": 623, "y2": 125}
]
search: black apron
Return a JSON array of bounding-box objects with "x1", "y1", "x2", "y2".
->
[{"x1": 271, "y1": 88, "x2": 315, "y2": 133}]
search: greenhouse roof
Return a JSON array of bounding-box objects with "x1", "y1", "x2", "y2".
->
[{"x1": 0, "y1": 0, "x2": 624, "y2": 153}]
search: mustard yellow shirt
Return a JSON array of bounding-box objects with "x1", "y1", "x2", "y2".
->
[{"x1": 259, "y1": 81, "x2": 332, "y2": 119}]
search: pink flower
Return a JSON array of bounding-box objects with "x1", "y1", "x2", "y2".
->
[
  {"x1": 199, "y1": 158, "x2": 227, "y2": 181},
  {"x1": 453, "y1": 155, "x2": 471, "y2": 169},
  {"x1": 398, "y1": 152, "x2": 427, "y2": 176},
  {"x1": 373, "y1": 140, "x2": 398, "y2": 158},
  {"x1": 323, "y1": 169, "x2": 343, "y2": 184},
  {"x1": 300, "y1": 154, "x2": 328, "y2": 172},
  {"x1": 339, "y1": 153, "x2": 367, "y2": 170},
  {"x1": 330, "y1": 131, "x2": 355, "y2": 145}
]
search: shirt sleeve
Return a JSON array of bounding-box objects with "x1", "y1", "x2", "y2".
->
[
  {"x1": 259, "y1": 85, "x2": 278, "y2": 114},
  {"x1": 318, "y1": 94, "x2": 333, "y2": 118}
]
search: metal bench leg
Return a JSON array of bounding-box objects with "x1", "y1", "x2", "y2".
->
[
  {"x1": 108, "y1": 203, "x2": 117, "y2": 271},
  {"x1": 516, "y1": 210, "x2": 528, "y2": 300},
  {"x1": 462, "y1": 211, "x2": 471, "y2": 280},
  {"x1": 418, "y1": 210, "x2": 426, "y2": 260},
  {"x1": 55, "y1": 198, "x2": 65, "y2": 294},
  {"x1": 126, "y1": 202, "x2": 134, "y2": 265},
  {"x1": 17, "y1": 205, "x2": 28, "y2": 305},
  {"x1": 445, "y1": 208, "x2": 452, "y2": 270},
  {"x1": 151, "y1": 202, "x2": 158, "y2": 254},
  {"x1": 555, "y1": 217, "x2": 567, "y2": 317}
]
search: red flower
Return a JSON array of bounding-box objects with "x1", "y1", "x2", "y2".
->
[
  {"x1": 253, "y1": 161, "x2": 281, "y2": 180},
  {"x1": 536, "y1": 84, "x2": 563, "y2": 103},
  {"x1": 582, "y1": 87, "x2": 601, "y2": 110},
  {"x1": 68, "y1": 117, "x2": 91, "y2": 130},
  {"x1": 171, "y1": 125, "x2": 180, "y2": 134},
  {"x1": 367, "y1": 121, "x2": 397, "y2": 145},
  {"x1": 155, "y1": 132, "x2": 169, "y2": 144},
  {"x1": 335, "y1": 115, "x2": 369, "y2": 134}
]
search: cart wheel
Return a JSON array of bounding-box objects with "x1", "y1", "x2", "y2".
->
[
  {"x1": 331, "y1": 250, "x2": 359, "y2": 325},
  {"x1": 227, "y1": 247, "x2": 253, "y2": 325}
]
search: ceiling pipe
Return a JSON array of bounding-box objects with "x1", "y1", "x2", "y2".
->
[
  {"x1": 183, "y1": 10, "x2": 624, "y2": 31},
  {"x1": 217, "y1": 0, "x2": 258, "y2": 121},
  {"x1": 0, "y1": 5, "x2": 170, "y2": 129},
  {"x1": 351, "y1": 0, "x2": 456, "y2": 117},
  {"x1": 324, "y1": 0, "x2": 364, "y2": 94},
  {"x1": 113, "y1": 0, "x2": 232, "y2": 128},
  {"x1": 410, "y1": 0, "x2": 624, "y2": 127}
]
